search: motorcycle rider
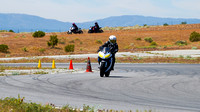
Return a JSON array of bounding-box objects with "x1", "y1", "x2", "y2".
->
[
  {"x1": 98, "y1": 35, "x2": 118, "y2": 70},
  {"x1": 94, "y1": 22, "x2": 100, "y2": 32},
  {"x1": 71, "y1": 23, "x2": 78, "y2": 33}
]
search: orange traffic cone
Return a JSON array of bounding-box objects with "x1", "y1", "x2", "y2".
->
[
  {"x1": 86, "y1": 57, "x2": 92, "y2": 72},
  {"x1": 69, "y1": 60, "x2": 73, "y2": 70}
]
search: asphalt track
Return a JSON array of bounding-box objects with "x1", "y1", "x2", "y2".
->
[{"x1": 0, "y1": 63, "x2": 200, "y2": 112}]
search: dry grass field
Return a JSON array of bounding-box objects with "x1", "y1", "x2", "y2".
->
[{"x1": 0, "y1": 24, "x2": 200, "y2": 58}]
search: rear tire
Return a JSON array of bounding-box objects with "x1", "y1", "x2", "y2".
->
[{"x1": 105, "y1": 71, "x2": 110, "y2": 77}]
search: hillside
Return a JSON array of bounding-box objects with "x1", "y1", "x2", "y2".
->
[
  {"x1": 82, "y1": 15, "x2": 200, "y2": 27},
  {"x1": 0, "y1": 13, "x2": 200, "y2": 32},
  {"x1": 0, "y1": 24, "x2": 200, "y2": 58},
  {"x1": 0, "y1": 13, "x2": 71, "y2": 32}
]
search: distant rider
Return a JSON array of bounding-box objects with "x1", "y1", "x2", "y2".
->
[
  {"x1": 71, "y1": 23, "x2": 78, "y2": 32},
  {"x1": 94, "y1": 22, "x2": 100, "y2": 32},
  {"x1": 98, "y1": 35, "x2": 118, "y2": 70}
]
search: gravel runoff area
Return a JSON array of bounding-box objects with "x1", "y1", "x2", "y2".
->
[{"x1": 0, "y1": 50, "x2": 200, "y2": 61}]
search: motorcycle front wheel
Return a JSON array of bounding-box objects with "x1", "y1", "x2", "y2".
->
[
  {"x1": 100, "y1": 62, "x2": 105, "y2": 77},
  {"x1": 88, "y1": 30, "x2": 92, "y2": 33}
]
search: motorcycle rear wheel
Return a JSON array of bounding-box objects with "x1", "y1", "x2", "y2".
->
[{"x1": 105, "y1": 71, "x2": 110, "y2": 77}]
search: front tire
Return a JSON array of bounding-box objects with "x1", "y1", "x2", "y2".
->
[
  {"x1": 100, "y1": 63, "x2": 105, "y2": 77},
  {"x1": 88, "y1": 30, "x2": 92, "y2": 33}
]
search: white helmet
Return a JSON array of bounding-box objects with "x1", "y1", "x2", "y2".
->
[{"x1": 109, "y1": 35, "x2": 116, "y2": 44}]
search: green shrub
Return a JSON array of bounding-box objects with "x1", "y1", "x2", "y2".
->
[
  {"x1": 179, "y1": 55, "x2": 184, "y2": 58},
  {"x1": 181, "y1": 22, "x2": 187, "y2": 24},
  {"x1": 47, "y1": 35, "x2": 58, "y2": 48},
  {"x1": 34, "y1": 71, "x2": 48, "y2": 74},
  {"x1": 137, "y1": 46, "x2": 157, "y2": 49},
  {"x1": 80, "y1": 41, "x2": 83, "y2": 44},
  {"x1": 12, "y1": 72, "x2": 20, "y2": 75},
  {"x1": 192, "y1": 47, "x2": 198, "y2": 50},
  {"x1": 150, "y1": 41, "x2": 158, "y2": 46},
  {"x1": 96, "y1": 40, "x2": 102, "y2": 44},
  {"x1": 22, "y1": 47, "x2": 28, "y2": 52},
  {"x1": 124, "y1": 46, "x2": 130, "y2": 49},
  {"x1": 0, "y1": 96, "x2": 57, "y2": 112},
  {"x1": 136, "y1": 38, "x2": 141, "y2": 41},
  {"x1": 185, "y1": 55, "x2": 192, "y2": 59},
  {"x1": 14, "y1": 36, "x2": 19, "y2": 38},
  {"x1": 9, "y1": 30, "x2": 14, "y2": 33},
  {"x1": 0, "y1": 66, "x2": 5, "y2": 72},
  {"x1": 58, "y1": 37, "x2": 66, "y2": 44},
  {"x1": 0, "y1": 30, "x2": 7, "y2": 32},
  {"x1": 0, "y1": 44, "x2": 9, "y2": 53},
  {"x1": 0, "y1": 95, "x2": 97, "y2": 112},
  {"x1": 32, "y1": 31, "x2": 45, "y2": 38},
  {"x1": 64, "y1": 44, "x2": 75, "y2": 52},
  {"x1": 175, "y1": 40, "x2": 187, "y2": 46},
  {"x1": 163, "y1": 23, "x2": 169, "y2": 26},
  {"x1": 21, "y1": 35, "x2": 26, "y2": 38},
  {"x1": 129, "y1": 43, "x2": 134, "y2": 47},
  {"x1": 189, "y1": 31, "x2": 200, "y2": 42},
  {"x1": 69, "y1": 40, "x2": 75, "y2": 43},
  {"x1": 75, "y1": 38, "x2": 80, "y2": 41},
  {"x1": 144, "y1": 37, "x2": 153, "y2": 43},
  {"x1": 39, "y1": 48, "x2": 45, "y2": 53}
]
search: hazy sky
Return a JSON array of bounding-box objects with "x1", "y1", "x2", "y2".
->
[{"x1": 0, "y1": 0, "x2": 199, "y2": 22}]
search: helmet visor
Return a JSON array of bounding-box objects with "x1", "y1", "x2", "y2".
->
[{"x1": 110, "y1": 40, "x2": 116, "y2": 44}]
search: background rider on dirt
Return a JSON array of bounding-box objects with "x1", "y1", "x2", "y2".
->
[
  {"x1": 94, "y1": 22, "x2": 100, "y2": 32},
  {"x1": 71, "y1": 23, "x2": 78, "y2": 32},
  {"x1": 98, "y1": 35, "x2": 118, "y2": 70}
]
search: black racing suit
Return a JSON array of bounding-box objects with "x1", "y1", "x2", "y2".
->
[
  {"x1": 72, "y1": 24, "x2": 78, "y2": 33},
  {"x1": 98, "y1": 41, "x2": 118, "y2": 70},
  {"x1": 94, "y1": 23, "x2": 100, "y2": 32}
]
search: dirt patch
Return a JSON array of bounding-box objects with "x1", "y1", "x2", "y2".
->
[{"x1": 0, "y1": 24, "x2": 200, "y2": 58}]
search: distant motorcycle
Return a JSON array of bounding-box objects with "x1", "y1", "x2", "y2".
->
[
  {"x1": 67, "y1": 26, "x2": 83, "y2": 34},
  {"x1": 98, "y1": 47, "x2": 113, "y2": 77},
  {"x1": 88, "y1": 26, "x2": 103, "y2": 33}
]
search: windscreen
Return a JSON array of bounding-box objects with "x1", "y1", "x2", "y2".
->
[{"x1": 100, "y1": 47, "x2": 110, "y2": 53}]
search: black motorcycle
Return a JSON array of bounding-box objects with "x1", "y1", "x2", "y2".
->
[
  {"x1": 67, "y1": 26, "x2": 83, "y2": 34},
  {"x1": 98, "y1": 47, "x2": 113, "y2": 77},
  {"x1": 88, "y1": 26, "x2": 103, "y2": 33}
]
